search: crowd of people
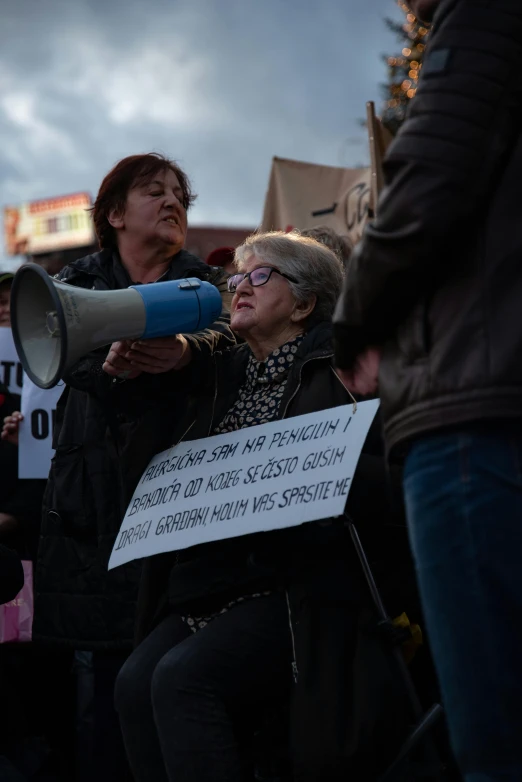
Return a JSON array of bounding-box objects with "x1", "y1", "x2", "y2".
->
[
  {"x1": 0, "y1": 151, "x2": 425, "y2": 781},
  {"x1": 1, "y1": 1, "x2": 522, "y2": 781},
  {"x1": 2, "y1": 151, "x2": 406, "y2": 782}
]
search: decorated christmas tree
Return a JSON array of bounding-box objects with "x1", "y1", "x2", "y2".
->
[{"x1": 381, "y1": 1, "x2": 431, "y2": 135}]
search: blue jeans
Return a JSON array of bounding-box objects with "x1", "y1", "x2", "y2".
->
[{"x1": 403, "y1": 426, "x2": 522, "y2": 782}]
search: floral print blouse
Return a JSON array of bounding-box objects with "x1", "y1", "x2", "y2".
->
[{"x1": 214, "y1": 334, "x2": 304, "y2": 433}]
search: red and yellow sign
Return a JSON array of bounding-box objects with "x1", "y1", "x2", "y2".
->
[{"x1": 4, "y1": 192, "x2": 95, "y2": 256}]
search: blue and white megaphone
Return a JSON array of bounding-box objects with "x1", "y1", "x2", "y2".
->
[{"x1": 11, "y1": 263, "x2": 223, "y2": 389}]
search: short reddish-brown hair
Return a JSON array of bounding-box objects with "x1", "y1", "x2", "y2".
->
[{"x1": 91, "y1": 153, "x2": 197, "y2": 249}]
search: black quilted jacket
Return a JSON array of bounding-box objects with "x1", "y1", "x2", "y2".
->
[{"x1": 34, "y1": 248, "x2": 234, "y2": 648}]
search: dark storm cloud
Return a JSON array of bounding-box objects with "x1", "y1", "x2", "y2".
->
[{"x1": 0, "y1": 0, "x2": 404, "y2": 264}]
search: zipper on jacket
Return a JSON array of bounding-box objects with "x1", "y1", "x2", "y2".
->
[
  {"x1": 285, "y1": 589, "x2": 298, "y2": 684},
  {"x1": 281, "y1": 352, "x2": 330, "y2": 682},
  {"x1": 207, "y1": 359, "x2": 219, "y2": 436}
]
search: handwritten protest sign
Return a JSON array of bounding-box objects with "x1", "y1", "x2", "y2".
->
[
  {"x1": 19, "y1": 375, "x2": 64, "y2": 479},
  {"x1": 0, "y1": 328, "x2": 23, "y2": 395},
  {"x1": 109, "y1": 401, "x2": 380, "y2": 570}
]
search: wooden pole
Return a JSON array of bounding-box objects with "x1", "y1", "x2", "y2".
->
[{"x1": 366, "y1": 101, "x2": 393, "y2": 218}]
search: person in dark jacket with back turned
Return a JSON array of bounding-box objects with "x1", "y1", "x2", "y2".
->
[
  {"x1": 2, "y1": 153, "x2": 234, "y2": 781},
  {"x1": 333, "y1": 2, "x2": 522, "y2": 780},
  {"x1": 113, "y1": 231, "x2": 410, "y2": 782}
]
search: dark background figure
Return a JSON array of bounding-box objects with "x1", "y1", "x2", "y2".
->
[
  {"x1": 205, "y1": 245, "x2": 237, "y2": 275},
  {"x1": 0, "y1": 274, "x2": 72, "y2": 782},
  {"x1": 334, "y1": 1, "x2": 522, "y2": 780},
  {"x1": 3, "y1": 153, "x2": 234, "y2": 782},
  {"x1": 300, "y1": 225, "x2": 354, "y2": 268}
]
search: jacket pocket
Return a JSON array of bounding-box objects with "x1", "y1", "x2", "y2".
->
[{"x1": 395, "y1": 298, "x2": 430, "y2": 363}]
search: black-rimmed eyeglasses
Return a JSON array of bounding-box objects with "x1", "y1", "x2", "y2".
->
[{"x1": 227, "y1": 266, "x2": 298, "y2": 293}]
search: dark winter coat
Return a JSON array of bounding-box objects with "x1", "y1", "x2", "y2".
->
[
  {"x1": 333, "y1": 0, "x2": 522, "y2": 453},
  {"x1": 118, "y1": 322, "x2": 411, "y2": 779},
  {"x1": 34, "y1": 248, "x2": 235, "y2": 649}
]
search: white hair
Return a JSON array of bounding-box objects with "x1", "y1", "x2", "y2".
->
[{"x1": 234, "y1": 231, "x2": 344, "y2": 323}]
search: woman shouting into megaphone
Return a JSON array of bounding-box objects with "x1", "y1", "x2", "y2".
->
[{"x1": 98, "y1": 160, "x2": 219, "y2": 379}]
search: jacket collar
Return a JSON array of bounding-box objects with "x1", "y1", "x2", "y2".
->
[
  {"x1": 61, "y1": 247, "x2": 210, "y2": 289},
  {"x1": 430, "y1": 0, "x2": 459, "y2": 34},
  {"x1": 171, "y1": 320, "x2": 335, "y2": 444},
  {"x1": 216, "y1": 320, "x2": 333, "y2": 373},
  {"x1": 293, "y1": 320, "x2": 333, "y2": 362}
]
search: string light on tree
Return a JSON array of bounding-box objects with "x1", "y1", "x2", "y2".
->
[{"x1": 381, "y1": 0, "x2": 431, "y2": 134}]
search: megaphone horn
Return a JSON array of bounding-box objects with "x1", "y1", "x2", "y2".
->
[{"x1": 11, "y1": 263, "x2": 223, "y2": 389}]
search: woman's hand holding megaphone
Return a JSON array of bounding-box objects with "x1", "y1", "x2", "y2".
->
[
  {"x1": 103, "y1": 334, "x2": 192, "y2": 378},
  {"x1": 103, "y1": 341, "x2": 143, "y2": 380}
]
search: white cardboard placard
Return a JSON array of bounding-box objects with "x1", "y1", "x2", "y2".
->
[
  {"x1": 0, "y1": 328, "x2": 23, "y2": 395},
  {"x1": 18, "y1": 375, "x2": 64, "y2": 479},
  {"x1": 109, "y1": 401, "x2": 380, "y2": 570}
]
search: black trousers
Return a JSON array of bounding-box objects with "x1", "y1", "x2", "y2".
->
[
  {"x1": 114, "y1": 594, "x2": 291, "y2": 782},
  {"x1": 74, "y1": 650, "x2": 133, "y2": 782}
]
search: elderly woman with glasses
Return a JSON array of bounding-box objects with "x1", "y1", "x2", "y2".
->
[{"x1": 113, "y1": 231, "x2": 401, "y2": 782}]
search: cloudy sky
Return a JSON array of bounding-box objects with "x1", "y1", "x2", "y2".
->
[{"x1": 0, "y1": 0, "x2": 404, "y2": 268}]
